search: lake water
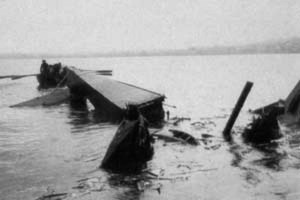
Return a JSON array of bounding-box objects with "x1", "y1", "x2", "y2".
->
[{"x1": 1, "y1": 54, "x2": 300, "y2": 200}]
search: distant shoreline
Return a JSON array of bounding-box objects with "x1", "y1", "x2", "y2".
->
[
  {"x1": 0, "y1": 51, "x2": 299, "y2": 59},
  {"x1": 2, "y1": 37, "x2": 300, "y2": 59}
]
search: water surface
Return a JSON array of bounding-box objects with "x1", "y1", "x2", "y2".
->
[{"x1": 1, "y1": 55, "x2": 300, "y2": 200}]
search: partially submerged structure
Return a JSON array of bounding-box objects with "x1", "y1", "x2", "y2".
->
[
  {"x1": 251, "y1": 99, "x2": 285, "y2": 116},
  {"x1": 245, "y1": 80, "x2": 300, "y2": 143},
  {"x1": 37, "y1": 61, "x2": 67, "y2": 89},
  {"x1": 252, "y1": 80, "x2": 300, "y2": 125},
  {"x1": 65, "y1": 67, "x2": 165, "y2": 122},
  {"x1": 244, "y1": 108, "x2": 283, "y2": 144},
  {"x1": 101, "y1": 105, "x2": 154, "y2": 172},
  {"x1": 11, "y1": 88, "x2": 70, "y2": 107},
  {"x1": 14, "y1": 62, "x2": 163, "y2": 171},
  {"x1": 36, "y1": 61, "x2": 112, "y2": 89},
  {"x1": 12, "y1": 63, "x2": 165, "y2": 123}
]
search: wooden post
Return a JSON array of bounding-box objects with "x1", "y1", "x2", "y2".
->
[{"x1": 223, "y1": 81, "x2": 253, "y2": 140}]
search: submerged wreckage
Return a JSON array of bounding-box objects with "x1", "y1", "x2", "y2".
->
[
  {"x1": 10, "y1": 61, "x2": 165, "y2": 171},
  {"x1": 101, "y1": 105, "x2": 154, "y2": 172},
  {"x1": 245, "y1": 80, "x2": 300, "y2": 144},
  {"x1": 12, "y1": 61, "x2": 165, "y2": 123},
  {"x1": 7, "y1": 61, "x2": 166, "y2": 171},
  {"x1": 10, "y1": 60, "x2": 300, "y2": 172}
]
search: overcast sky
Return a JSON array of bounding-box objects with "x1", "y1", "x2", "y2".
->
[{"x1": 0, "y1": 0, "x2": 299, "y2": 54}]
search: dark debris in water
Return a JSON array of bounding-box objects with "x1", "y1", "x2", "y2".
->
[
  {"x1": 73, "y1": 177, "x2": 106, "y2": 192},
  {"x1": 243, "y1": 107, "x2": 283, "y2": 144},
  {"x1": 36, "y1": 193, "x2": 68, "y2": 200},
  {"x1": 35, "y1": 107, "x2": 300, "y2": 200},
  {"x1": 70, "y1": 160, "x2": 217, "y2": 198},
  {"x1": 169, "y1": 129, "x2": 199, "y2": 145},
  {"x1": 191, "y1": 119, "x2": 216, "y2": 132}
]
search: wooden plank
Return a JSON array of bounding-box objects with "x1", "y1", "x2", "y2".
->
[
  {"x1": 223, "y1": 81, "x2": 253, "y2": 140},
  {"x1": 0, "y1": 74, "x2": 38, "y2": 80},
  {"x1": 11, "y1": 88, "x2": 70, "y2": 107}
]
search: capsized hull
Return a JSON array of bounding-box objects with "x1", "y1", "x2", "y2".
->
[{"x1": 101, "y1": 117, "x2": 154, "y2": 172}]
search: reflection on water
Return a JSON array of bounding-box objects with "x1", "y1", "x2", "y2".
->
[
  {"x1": 108, "y1": 173, "x2": 143, "y2": 200},
  {"x1": 227, "y1": 121, "x2": 300, "y2": 200},
  {"x1": 229, "y1": 138, "x2": 287, "y2": 171},
  {"x1": 68, "y1": 110, "x2": 91, "y2": 128}
]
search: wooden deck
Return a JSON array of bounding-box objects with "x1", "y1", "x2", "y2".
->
[
  {"x1": 12, "y1": 67, "x2": 165, "y2": 122},
  {"x1": 66, "y1": 67, "x2": 165, "y2": 122},
  {"x1": 66, "y1": 67, "x2": 164, "y2": 109}
]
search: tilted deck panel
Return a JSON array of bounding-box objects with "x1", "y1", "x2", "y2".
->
[{"x1": 67, "y1": 67, "x2": 165, "y2": 109}]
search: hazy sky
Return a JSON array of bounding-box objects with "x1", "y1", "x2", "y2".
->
[{"x1": 0, "y1": 0, "x2": 299, "y2": 54}]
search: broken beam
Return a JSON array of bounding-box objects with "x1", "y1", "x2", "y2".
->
[{"x1": 223, "y1": 81, "x2": 253, "y2": 140}]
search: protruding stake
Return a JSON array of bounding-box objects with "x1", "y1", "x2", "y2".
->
[{"x1": 223, "y1": 81, "x2": 253, "y2": 141}]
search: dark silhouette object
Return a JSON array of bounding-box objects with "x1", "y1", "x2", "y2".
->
[
  {"x1": 169, "y1": 129, "x2": 199, "y2": 145},
  {"x1": 243, "y1": 107, "x2": 283, "y2": 144},
  {"x1": 166, "y1": 110, "x2": 170, "y2": 120},
  {"x1": 37, "y1": 60, "x2": 67, "y2": 89},
  {"x1": 40, "y1": 60, "x2": 48, "y2": 74},
  {"x1": 223, "y1": 81, "x2": 253, "y2": 141},
  {"x1": 35, "y1": 193, "x2": 68, "y2": 200},
  {"x1": 101, "y1": 105, "x2": 154, "y2": 173},
  {"x1": 126, "y1": 104, "x2": 140, "y2": 120}
]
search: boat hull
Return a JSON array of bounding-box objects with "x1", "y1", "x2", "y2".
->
[{"x1": 101, "y1": 117, "x2": 154, "y2": 172}]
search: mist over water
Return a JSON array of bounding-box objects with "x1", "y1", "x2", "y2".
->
[{"x1": 1, "y1": 54, "x2": 300, "y2": 200}]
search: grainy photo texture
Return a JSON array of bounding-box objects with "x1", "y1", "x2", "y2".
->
[{"x1": 0, "y1": 1, "x2": 300, "y2": 199}]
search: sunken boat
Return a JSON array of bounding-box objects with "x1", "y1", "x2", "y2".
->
[
  {"x1": 65, "y1": 67, "x2": 165, "y2": 123},
  {"x1": 101, "y1": 105, "x2": 154, "y2": 172},
  {"x1": 12, "y1": 62, "x2": 165, "y2": 123}
]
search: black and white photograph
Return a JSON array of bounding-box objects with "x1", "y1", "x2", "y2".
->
[{"x1": 0, "y1": 1, "x2": 300, "y2": 199}]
